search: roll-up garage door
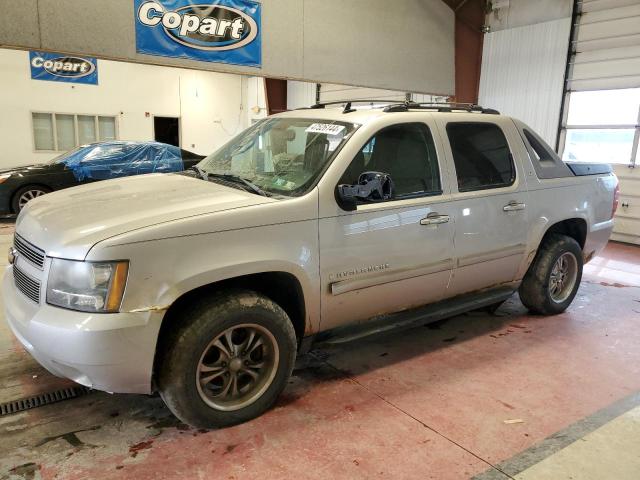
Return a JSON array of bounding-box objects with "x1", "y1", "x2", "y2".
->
[
  {"x1": 569, "y1": 0, "x2": 640, "y2": 91},
  {"x1": 559, "y1": 0, "x2": 640, "y2": 244}
]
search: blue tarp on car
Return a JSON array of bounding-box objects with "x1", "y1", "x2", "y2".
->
[{"x1": 57, "y1": 141, "x2": 184, "y2": 181}]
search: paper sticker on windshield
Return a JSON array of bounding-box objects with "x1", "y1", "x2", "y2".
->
[{"x1": 305, "y1": 124, "x2": 346, "y2": 136}]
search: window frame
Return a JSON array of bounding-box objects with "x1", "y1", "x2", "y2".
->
[
  {"x1": 445, "y1": 121, "x2": 517, "y2": 193},
  {"x1": 558, "y1": 91, "x2": 640, "y2": 167},
  {"x1": 338, "y1": 121, "x2": 444, "y2": 206},
  {"x1": 77, "y1": 114, "x2": 98, "y2": 146},
  {"x1": 31, "y1": 112, "x2": 55, "y2": 151},
  {"x1": 31, "y1": 111, "x2": 119, "y2": 153}
]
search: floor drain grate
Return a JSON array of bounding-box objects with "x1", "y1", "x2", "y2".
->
[{"x1": 0, "y1": 386, "x2": 93, "y2": 416}]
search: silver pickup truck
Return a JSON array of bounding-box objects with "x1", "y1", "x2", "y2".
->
[{"x1": 3, "y1": 102, "x2": 619, "y2": 428}]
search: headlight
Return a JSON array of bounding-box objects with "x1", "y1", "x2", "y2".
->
[
  {"x1": 46, "y1": 259, "x2": 129, "y2": 313},
  {"x1": 0, "y1": 173, "x2": 12, "y2": 184}
]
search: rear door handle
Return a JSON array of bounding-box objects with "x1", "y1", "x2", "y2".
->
[
  {"x1": 503, "y1": 202, "x2": 526, "y2": 212},
  {"x1": 420, "y1": 214, "x2": 450, "y2": 226}
]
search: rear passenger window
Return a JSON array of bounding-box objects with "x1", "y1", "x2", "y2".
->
[
  {"x1": 446, "y1": 123, "x2": 515, "y2": 192},
  {"x1": 339, "y1": 123, "x2": 441, "y2": 199}
]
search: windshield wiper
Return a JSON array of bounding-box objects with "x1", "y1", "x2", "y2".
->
[
  {"x1": 188, "y1": 165, "x2": 207, "y2": 180},
  {"x1": 206, "y1": 173, "x2": 269, "y2": 197}
]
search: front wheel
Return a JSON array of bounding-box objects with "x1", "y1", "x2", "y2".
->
[
  {"x1": 11, "y1": 185, "x2": 51, "y2": 213},
  {"x1": 519, "y1": 234, "x2": 583, "y2": 315},
  {"x1": 157, "y1": 290, "x2": 297, "y2": 428}
]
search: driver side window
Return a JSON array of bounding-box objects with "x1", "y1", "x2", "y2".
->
[{"x1": 339, "y1": 122, "x2": 442, "y2": 199}]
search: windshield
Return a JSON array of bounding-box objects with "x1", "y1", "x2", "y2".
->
[
  {"x1": 197, "y1": 118, "x2": 358, "y2": 196},
  {"x1": 49, "y1": 146, "x2": 88, "y2": 164}
]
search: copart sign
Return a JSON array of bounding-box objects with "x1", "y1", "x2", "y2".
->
[
  {"x1": 135, "y1": 0, "x2": 261, "y2": 67},
  {"x1": 30, "y1": 52, "x2": 98, "y2": 85}
]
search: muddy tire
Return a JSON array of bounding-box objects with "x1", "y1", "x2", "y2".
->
[
  {"x1": 157, "y1": 290, "x2": 297, "y2": 429},
  {"x1": 519, "y1": 234, "x2": 583, "y2": 315}
]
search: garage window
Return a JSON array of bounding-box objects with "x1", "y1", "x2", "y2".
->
[
  {"x1": 561, "y1": 89, "x2": 640, "y2": 165},
  {"x1": 32, "y1": 113, "x2": 117, "y2": 152}
]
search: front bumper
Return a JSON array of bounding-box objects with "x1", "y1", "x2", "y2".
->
[{"x1": 3, "y1": 268, "x2": 162, "y2": 394}]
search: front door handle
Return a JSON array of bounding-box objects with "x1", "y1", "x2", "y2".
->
[
  {"x1": 503, "y1": 201, "x2": 526, "y2": 212},
  {"x1": 420, "y1": 213, "x2": 450, "y2": 226}
]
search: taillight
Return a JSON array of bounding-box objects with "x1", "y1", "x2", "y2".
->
[{"x1": 612, "y1": 181, "x2": 620, "y2": 219}]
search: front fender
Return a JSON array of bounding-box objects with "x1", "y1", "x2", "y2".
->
[{"x1": 86, "y1": 220, "x2": 321, "y2": 335}]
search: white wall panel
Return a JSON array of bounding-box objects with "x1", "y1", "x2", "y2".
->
[
  {"x1": 0, "y1": 48, "x2": 250, "y2": 167},
  {"x1": 286, "y1": 81, "x2": 316, "y2": 110},
  {"x1": 318, "y1": 84, "x2": 443, "y2": 105},
  {"x1": 479, "y1": 18, "x2": 572, "y2": 146},
  {"x1": 286, "y1": 81, "x2": 444, "y2": 113},
  {"x1": 319, "y1": 84, "x2": 408, "y2": 103},
  {"x1": 247, "y1": 77, "x2": 268, "y2": 124},
  {"x1": 612, "y1": 164, "x2": 640, "y2": 244}
]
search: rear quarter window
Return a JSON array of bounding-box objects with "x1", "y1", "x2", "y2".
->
[{"x1": 517, "y1": 124, "x2": 574, "y2": 179}]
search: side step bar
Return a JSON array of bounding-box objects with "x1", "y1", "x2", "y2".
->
[{"x1": 306, "y1": 287, "x2": 516, "y2": 348}]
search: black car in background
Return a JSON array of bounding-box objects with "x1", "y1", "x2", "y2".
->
[{"x1": 0, "y1": 141, "x2": 204, "y2": 213}]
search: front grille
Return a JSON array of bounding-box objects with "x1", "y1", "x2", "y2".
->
[
  {"x1": 13, "y1": 264, "x2": 41, "y2": 304},
  {"x1": 14, "y1": 234, "x2": 45, "y2": 269}
]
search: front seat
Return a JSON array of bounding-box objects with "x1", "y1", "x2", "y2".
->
[
  {"x1": 372, "y1": 125, "x2": 431, "y2": 195},
  {"x1": 340, "y1": 151, "x2": 366, "y2": 185}
]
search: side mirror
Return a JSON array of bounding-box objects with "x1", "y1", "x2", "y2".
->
[{"x1": 336, "y1": 171, "x2": 395, "y2": 211}]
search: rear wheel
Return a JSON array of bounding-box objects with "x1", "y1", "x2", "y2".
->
[
  {"x1": 157, "y1": 290, "x2": 297, "y2": 428},
  {"x1": 12, "y1": 185, "x2": 51, "y2": 213},
  {"x1": 519, "y1": 234, "x2": 583, "y2": 315}
]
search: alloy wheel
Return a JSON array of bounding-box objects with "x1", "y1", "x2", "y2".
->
[
  {"x1": 195, "y1": 323, "x2": 279, "y2": 412},
  {"x1": 18, "y1": 189, "x2": 47, "y2": 210},
  {"x1": 548, "y1": 252, "x2": 578, "y2": 303}
]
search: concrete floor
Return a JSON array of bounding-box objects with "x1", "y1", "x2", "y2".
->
[{"x1": 1, "y1": 220, "x2": 639, "y2": 479}]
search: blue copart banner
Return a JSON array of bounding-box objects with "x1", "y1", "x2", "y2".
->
[
  {"x1": 30, "y1": 51, "x2": 99, "y2": 85},
  {"x1": 135, "y1": 0, "x2": 261, "y2": 67}
]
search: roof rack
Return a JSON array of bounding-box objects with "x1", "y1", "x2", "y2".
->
[
  {"x1": 299, "y1": 100, "x2": 499, "y2": 115},
  {"x1": 302, "y1": 99, "x2": 403, "y2": 114},
  {"x1": 384, "y1": 102, "x2": 500, "y2": 114}
]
